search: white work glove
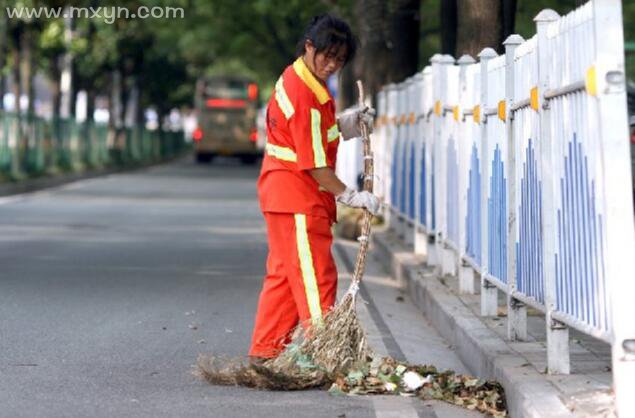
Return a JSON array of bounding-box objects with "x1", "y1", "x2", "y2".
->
[
  {"x1": 336, "y1": 187, "x2": 381, "y2": 216},
  {"x1": 337, "y1": 105, "x2": 376, "y2": 141}
]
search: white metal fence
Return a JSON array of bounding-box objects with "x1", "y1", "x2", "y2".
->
[{"x1": 361, "y1": 0, "x2": 635, "y2": 415}]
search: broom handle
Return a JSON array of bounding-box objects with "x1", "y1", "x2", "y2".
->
[{"x1": 351, "y1": 80, "x2": 373, "y2": 285}]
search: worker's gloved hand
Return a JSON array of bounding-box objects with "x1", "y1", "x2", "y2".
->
[
  {"x1": 337, "y1": 105, "x2": 376, "y2": 141},
  {"x1": 336, "y1": 187, "x2": 381, "y2": 216}
]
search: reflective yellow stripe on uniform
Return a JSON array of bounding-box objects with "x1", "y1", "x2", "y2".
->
[
  {"x1": 327, "y1": 123, "x2": 339, "y2": 142},
  {"x1": 265, "y1": 142, "x2": 297, "y2": 162},
  {"x1": 310, "y1": 108, "x2": 327, "y2": 167},
  {"x1": 292, "y1": 58, "x2": 330, "y2": 105},
  {"x1": 294, "y1": 214, "x2": 322, "y2": 324},
  {"x1": 274, "y1": 77, "x2": 294, "y2": 119}
]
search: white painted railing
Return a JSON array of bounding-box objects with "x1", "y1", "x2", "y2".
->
[{"x1": 367, "y1": 0, "x2": 635, "y2": 415}]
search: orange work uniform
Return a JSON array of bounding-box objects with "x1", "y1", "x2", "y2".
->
[{"x1": 249, "y1": 57, "x2": 341, "y2": 358}]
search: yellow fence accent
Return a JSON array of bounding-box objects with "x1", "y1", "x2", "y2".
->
[
  {"x1": 585, "y1": 65, "x2": 597, "y2": 96},
  {"x1": 530, "y1": 86, "x2": 540, "y2": 111},
  {"x1": 498, "y1": 100, "x2": 506, "y2": 121}
]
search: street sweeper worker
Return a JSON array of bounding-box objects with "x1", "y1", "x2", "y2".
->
[{"x1": 249, "y1": 13, "x2": 380, "y2": 364}]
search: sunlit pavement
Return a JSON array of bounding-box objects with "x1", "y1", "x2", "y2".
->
[{"x1": 0, "y1": 156, "x2": 480, "y2": 418}]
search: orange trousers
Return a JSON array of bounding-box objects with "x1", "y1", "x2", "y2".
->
[{"x1": 249, "y1": 212, "x2": 338, "y2": 358}]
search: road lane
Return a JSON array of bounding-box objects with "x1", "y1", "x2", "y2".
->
[{"x1": 0, "y1": 157, "x2": 481, "y2": 417}]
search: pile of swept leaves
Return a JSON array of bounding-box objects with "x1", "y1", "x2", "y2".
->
[
  {"x1": 197, "y1": 353, "x2": 507, "y2": 417},
  {"x1": 197, "y1": 297, "x2": 370, "y2": 390},
  {"x1": 328, "y1": 356, "x2": 506, "y2": 417}
]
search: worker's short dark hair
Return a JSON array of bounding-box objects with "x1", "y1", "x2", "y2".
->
[{"x1": 295, "y1": 14, "x2": 357, "y2": 66}]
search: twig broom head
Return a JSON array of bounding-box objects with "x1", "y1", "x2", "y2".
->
[{"x1": 195, "y1": 289, "x2": 371, "y2": 390}]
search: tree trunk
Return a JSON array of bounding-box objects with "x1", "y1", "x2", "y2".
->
[
  {"x1": 350, "y1": 0, "x2": 389, "y2": 108},
  {"x1": 440, "y1": 0, "x2": 458, "y2": 55},
  {"x1": 501, "y1": 0, "x2": 517, "y2": 41},
  {"x1": 69, "y1": 60, "x2": 77, "y2": 118},
  {"x1": 0, "y1": 11, "x2": 6, "y2": 111},
  {"x1": 120, "y1": 74, "x2": 130, "y2": 130},
  {"x1": 389, "y1": 0, "x2": 420, "y2": 81},
  {"x1": 86, "y1": 88, "x2": 96, "y2": 124},
  {"x1": 50, "y1": 56, "x2": 62, "y2": 121},
  {"x1": 60, "y1": 8, "x2": 73, "y2": 118},
  {"x1": 20, "y1": 26, "x2": 34, "y2": 115},
  {"x1": 456, "y1": 0, "x2": 503, "y2": 57},
  {"x1": 348, "y1": 0, "x2": 421, "y2": 109},
  {"x1": 134, "y1": 79, "x2": 144, "y2": 127},
  {"x1": 111, "y1": 70, "x2": 123, "y2": 129},
  {"x1": 337, "y1": 61, "x2": 357, "y2": 111},
  {"x1": 11, "y1": 27, "x2": 21, "y2": 114}
]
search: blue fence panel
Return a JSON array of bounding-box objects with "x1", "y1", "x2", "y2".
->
[
  {"x1": 408, "y1": 139, "x2": 416, "y2": 220},
  {"x1": 418, "y1": 142, "x2": 427, "y2": 227},
  {"x1": 516, "y1": 138, "x2": 544, "y2": 303},
  {"x1": 555, "y1": 132, "x2": 609, "y2": 332},
  {"x1": 466, "y1": 143, "x2": 481, "y2": 264},
  {"x1": 488, "y1": 144, "x2": 507, "y2": 283},
  {"x1": 446, "y1": 136, "x2": 460, "y2": 246}
]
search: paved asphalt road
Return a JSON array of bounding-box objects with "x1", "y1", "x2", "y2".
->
[{"x1": 0, "y1": 156, "x2": 483, "y2": 418}]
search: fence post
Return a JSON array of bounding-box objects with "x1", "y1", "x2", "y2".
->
[
  {"x1": 403, "y1": 77, "x2": 415, "y2": 249},
  {"x1": 395, "y1": 81, "x2": 407, "y2": 242},
  {"x1": 384, "y1": 84, "x2": 397, "y2": 232},
  {"x1": 478, "y1": 48, "x2": 498, "y2": 316},
  {"x1": 592, "y1": 0, "x2": 635, "y2": 415},
  {"x1": 375, "y1": 88, "x2": 385, "y2": 210},
  {"x1": 414, "y1": 71, "x2": 428, "y2": 257},
  {"x1": 534, "y1": 8, "x2": 570, "y2": 375},
  {"x1": 503, "y1": 34, "x2": 527, "y2": 341},
  {"x1": 422, "y1": 67, "x2": 435, "y2": 260},
  {"x1": 457, "y1": 54, "x2": 477, "y2": 294},
  {"x1": 440, "y1": 54, "x2": 456, "y2": 278},
  {"x1": 427, "y1": 54, "x2": 443, "y2": 269}
]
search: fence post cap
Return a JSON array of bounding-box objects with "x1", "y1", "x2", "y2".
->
[
  {"x1": 534, "y1": 8, "x2": 560, "y2": 23},
  {"x1": 430, "y1": 53, "x2": 443, "y2": 63},
  {"x1": 440, "y1": 54, "x2": 455, "y2": 64},
  {"x1": 503, "y1": 34, "x2": 524, "y2": 46},
  {"x1": 457, "y1": 54, "x2": 476, "y2": 65},
  {"x1": 477, "y1": 48, "x2": 498, "y2": 59}
]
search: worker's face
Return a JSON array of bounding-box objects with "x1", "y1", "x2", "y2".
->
[{"x1": 304, "y1": 41, "x2": 347, "y2": 82}]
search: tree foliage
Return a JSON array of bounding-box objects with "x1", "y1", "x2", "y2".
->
[{"x1": 0, "y1": 0, "x2": 631, "y2": 118}]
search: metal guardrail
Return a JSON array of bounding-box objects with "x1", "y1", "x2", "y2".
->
[
  {"x1": 367, "y1": 1, "x2": 635, "y2": 416},
  {"x1": 0, "y1": 110, "x2": 187, "y2": 181}
]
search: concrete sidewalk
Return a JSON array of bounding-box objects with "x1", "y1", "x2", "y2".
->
[{"x1": 371, "y1": 227, "x2": 615, "y2": 418}]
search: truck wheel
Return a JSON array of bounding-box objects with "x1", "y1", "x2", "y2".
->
[
  {"x1": 196, "y1": 153, "x2": 214, "y2": 164},
  {"x1": 240, "y1": 155, "x2": 259, "y2": 165}
]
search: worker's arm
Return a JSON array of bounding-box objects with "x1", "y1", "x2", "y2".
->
[
  {"x1": 309, "y1": 167, "x2": 381, "y2": 215},
  {"x1": 309, "y1": 167, "x2": 347, "y2": 195}
]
